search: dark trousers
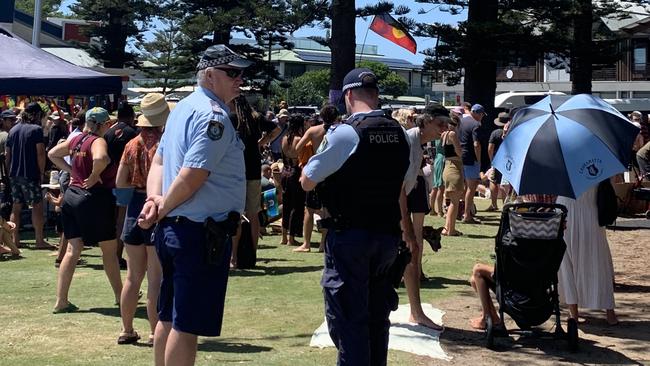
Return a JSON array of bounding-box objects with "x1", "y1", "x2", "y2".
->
[
  {"x1": 280, "y1": 166, "x2": 305, "y2": 237},
  {"x1": 322, "y1": 229, "x2": 399, "y2": 366},
  {"x1": 638, "y1": 155, "x2": 649, "y2": 179}
]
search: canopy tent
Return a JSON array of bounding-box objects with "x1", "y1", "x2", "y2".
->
[{"x1": 0, "y1": 29, "x2": 122, "y2": 96}]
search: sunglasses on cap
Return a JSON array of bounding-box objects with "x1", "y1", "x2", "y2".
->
[{"x1": 214, "y1": 67, "x2": 244, "y2": 79}]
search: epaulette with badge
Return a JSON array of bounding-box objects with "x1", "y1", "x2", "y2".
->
[{"x1": 207, "y1": 100, "x2": 225, "y2": 141}]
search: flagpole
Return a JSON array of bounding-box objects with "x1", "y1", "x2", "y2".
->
[{"x1": 358, "y1": 18, "x2": 372, "y2": 64}]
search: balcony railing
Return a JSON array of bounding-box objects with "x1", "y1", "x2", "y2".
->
[
  {"x1": 592, "y1": 66, "x2": 617, "y2": 81},
  {"x1": 496, "y1": 66, "x2": 537, "y2": 82}
]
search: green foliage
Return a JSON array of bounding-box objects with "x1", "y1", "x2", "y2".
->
[
  {"x1": 70, "y1": 0, "x2": 154, "y2": 68},
  {"x1": 135, "y1": 8, "x2": 192, "y2": 94},
  {"x1": 357, "y1": 60, "x2": 409, "y2": 98},
  {"x1": 287, "y1": 69, "x2": 330, "y2": 106},
  {"x1": 14, "y1": 0, "x2": 63, "y2": 17}
]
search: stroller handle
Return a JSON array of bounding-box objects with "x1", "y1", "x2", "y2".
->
[{"x1": 503, "y1": 202, "x2": 568, "y2": 214}]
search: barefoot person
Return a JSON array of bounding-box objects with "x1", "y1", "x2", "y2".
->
[
  {"x1": 469, "y1": 263, "x2": 502, "y2": 329},
  {"x1": 402, "y1": 106, "x2": 449, "y2": 330},
  {"x1": 279, "y1": 114, "x2": 306, "y2": 247},
  {"x1": 293, "y1": 104, "x2": 339, "y2": 253}
]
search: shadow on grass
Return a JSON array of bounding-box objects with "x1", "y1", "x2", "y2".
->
[
  {"x1": 466, "y1": 234, "x2": 495, "y2": 239},
  {"x1": 84, "y1": 306, "x2": 148, "y2": 320},
  {"x1": 198, "y1": 340, "x2": 272, "y2": 354},
  {"x1": 419, "y1": 276, "x2": 470, "y2": 290},
  {"x1": 615, "y1": 282, "x2": 650, "y2": 293},
  {"x1": 231, "y1": 265, "x2": 323, "y2": 277},
  {"x1": 441, "y1": 325, "x2": 641, "y2": 364}
]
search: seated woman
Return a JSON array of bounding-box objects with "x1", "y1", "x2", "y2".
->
[{"x1": 469, "y1": 263, "x2": 500, "y2": 330}]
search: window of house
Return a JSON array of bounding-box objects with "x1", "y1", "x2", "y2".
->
[
  {"x1": 634, "y1": 46, "x2": 646, "y2": 72},
  {"x1": 284, "y1": 63, "x2": 307, "y2": 79},
  {"x1": 421, "y1": 74, "x2": 433, "y2": 88}
]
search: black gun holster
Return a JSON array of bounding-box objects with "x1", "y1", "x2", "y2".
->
[
  {"x1": 204, "y1": 212, "x2": 240, "y2": 265},
  {"x1": 389, "y1": 241, "x2": 412, "y2": 289}
]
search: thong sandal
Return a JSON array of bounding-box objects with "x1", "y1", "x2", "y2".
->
[
  {"x1": 52, "y1": 302, "x2": 79, "y2": 314},
  {"x1": 117, "y1": 331, "x2": 140, "y2": 345},
  {"x1": 441, "y1": 228, "x2": 463, "y2": 237}
]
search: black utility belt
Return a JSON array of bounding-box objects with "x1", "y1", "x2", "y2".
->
[
  {"x1": 317, "y1": 217, "x2": 399, "y2": 234},
  {"x1": 160, "y1": 216, "x2": 203, "y2": 226}
]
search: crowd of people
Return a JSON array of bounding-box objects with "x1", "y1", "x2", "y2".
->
[{"x1": 1, "y1": 42, "x2": 648, "y2": 366}]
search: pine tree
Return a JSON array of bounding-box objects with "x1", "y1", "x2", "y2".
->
[
  {"x1": 14, "y1": 0, "x2": 63, "y2": 17},
  {"x1": 70, "y1": 0, "x2": 153, "y2": 68},
  {"x1": 136, "y1": 6, "x2": 190, "y2": 94}
]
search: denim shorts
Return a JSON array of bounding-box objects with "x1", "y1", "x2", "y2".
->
[{"x1": 463, "y1": 163, "x2": 481, "y2": 180}]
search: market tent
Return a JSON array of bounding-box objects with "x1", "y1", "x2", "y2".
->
[{"x1": 0, "y1": 29, "x2": 122, "y2": 95}]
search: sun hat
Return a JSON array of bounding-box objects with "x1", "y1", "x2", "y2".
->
[
  {"x1": 494, "y1": 112, "x2": 510, "y2": 127},
  {"x1": 136, "y1": 93, "x2": 170, "y2": 128},
  {"x1": 277, "y1": 109, "x2": 289, "y2": 118}
]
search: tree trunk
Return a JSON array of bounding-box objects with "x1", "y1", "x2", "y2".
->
[
  {"x1": 213, "y1": 27, "x2": 231, "y2": 46},
  {"x1": 571, "y1": 0, "x2": 592, "y2": 95},
  {"x1": 463, "y1": 0, "x2": 498, "y2": 115},
  {"x1": 104, "y1": 7, "x2": 128, "y2": 68},
  {"x1": 328, "y1": 0, "x2": 356, "y2": 105}
]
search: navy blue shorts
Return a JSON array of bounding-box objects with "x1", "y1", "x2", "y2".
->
[
  {"x1": 121, "y1": 191, "x2": 152, "y2": 246},
  {"x1": 154, "y1": 220, "x2": 232, "y2": 336}
]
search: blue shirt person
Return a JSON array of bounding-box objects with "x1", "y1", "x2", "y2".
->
[
  {"x1": 301, "y1": 68, "x2": 411, "y2": 366},
  {"x1": 137, "y1": 44, "x2": 251, "y2": 366}
]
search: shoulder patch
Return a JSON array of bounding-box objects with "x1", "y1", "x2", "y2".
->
[
  {"x1": 207, "y1": 120, "x2": 224, "y2": 141},
  {"x1": 210, "y1": 100, "x2": 223, "y2": 115}
]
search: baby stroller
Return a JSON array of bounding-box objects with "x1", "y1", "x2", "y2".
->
[{"x1": 487, "y1": 202, "x2": 578, "y2": 351}]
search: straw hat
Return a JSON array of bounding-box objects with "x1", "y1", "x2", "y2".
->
[{"x1": 137, "y1": 93, "x2": 171, "y2": 127}]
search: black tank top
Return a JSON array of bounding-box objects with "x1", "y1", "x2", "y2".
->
[{"x1": 444, "y1": 143, "x2": 457, "y2": 158}]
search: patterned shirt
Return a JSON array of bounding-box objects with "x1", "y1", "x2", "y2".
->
[{"x1": 120, "y1": 128, "x2": 162, "y2": 189}]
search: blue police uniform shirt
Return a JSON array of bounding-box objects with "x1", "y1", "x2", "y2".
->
[
  {"x1": 157, "y1": 86, "x2": 245, "y2": 223},
  {"x1": 303, "y1": 110, "x2": 413, "y2": 184}
]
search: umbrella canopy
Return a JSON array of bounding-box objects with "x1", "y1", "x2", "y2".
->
[{"x1": 493, "y1": 94, "x2": 640, "y2": 198}]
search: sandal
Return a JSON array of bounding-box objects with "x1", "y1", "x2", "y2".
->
[
  {"x1": 441, "y1": 228, "x2": 463, "y2": 237},
  {"x1": 147, "y1": 334, "x2": 154, "y2": 347},
  {"x1": 485, "y1": 205, "x2": 498, "y2": 212},
  {"x1": 52, "y1": 302, "x2": 79, "y2": 314},
  {"x1": 117, "y1": 331, "x2": 140, "y2": 345}
]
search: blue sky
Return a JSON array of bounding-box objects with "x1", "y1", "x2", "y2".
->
[{"x1": 59, "y1": 0, "x2": 466, "y2": 65}]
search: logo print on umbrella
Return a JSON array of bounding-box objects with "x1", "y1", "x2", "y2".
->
[
  {"x1": 579, "y1": 158, "x2": 603, "y2": 179},
  {"x1": 505, "y1": 158, "x2": 513, "y2": 172}
]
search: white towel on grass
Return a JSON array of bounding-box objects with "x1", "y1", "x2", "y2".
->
[{"x1": 309, "y1": 303, "x2": 451, "y2": 361}]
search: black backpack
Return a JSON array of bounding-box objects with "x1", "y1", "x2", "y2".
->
[{"x1": 596, "y1": 179, "x2": 617, "y2": 227}]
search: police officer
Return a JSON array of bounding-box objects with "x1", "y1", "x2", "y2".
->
[
  {"x1": 138, "y1": 45, "x2": 251, "y2": 366},
  {"x1": 300, "y1": 68, "x2": 412, "y2": 366}
]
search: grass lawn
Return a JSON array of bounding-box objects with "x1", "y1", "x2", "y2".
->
[{"x1": 0, "y1": 199, "x2": 499, "y2": 366}]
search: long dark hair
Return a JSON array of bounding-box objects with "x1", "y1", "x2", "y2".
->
[
  {"x1": 286, "y1": 114, "x2": 304, "y2": 142},
  {"x1": 232, "y1": 95, "x2": 260, "y2": 138}
]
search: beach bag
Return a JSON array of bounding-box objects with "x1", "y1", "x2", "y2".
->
[{"x1": 596, "y1": 179, "x2": 617, "y2": 227}]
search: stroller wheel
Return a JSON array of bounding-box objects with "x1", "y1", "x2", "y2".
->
[
  {"x1": 567, "y1": 318, "x2": 579, "y2": 352},
  {"x1": 485, "y1": 316, "x2": 495, "y2": 349}
]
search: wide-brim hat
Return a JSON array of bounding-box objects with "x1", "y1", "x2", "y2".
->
[
  {"x1": 494, "y1": 112, "x2": 510, "y2": 126},
  {"x1": 136, "y1": 93, "x2": 171, "y2": 127}
]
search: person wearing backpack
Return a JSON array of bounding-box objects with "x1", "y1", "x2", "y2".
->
[{"x1": 556, "y1": 179, "x2": 618, "y2": 326}]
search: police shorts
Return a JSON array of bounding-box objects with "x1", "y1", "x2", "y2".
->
[
  {"x1": 407, "y1": 176, "x2": 430, "y2": 214},
  {"x1": 10, "y1": 176, "x2": 43, "y2": 205},
  {"x1": 463, "y1": 163, "x2": 480, "y2": 180},
  {"x1": 62, "y1": 185, "x2": 116, "y2": 244},
  {"x1": 245, "y1": 180, "x2": 262, "y2": 216},
  {"x1": 121, "y1": 191, "x2": 152, "y2": 246},
  {"x1": 155, "y1": 220, "x2": 231, "y2": 337},
  {"x1": 305, "y1": 190, "x2": 322, "y2": 210}
]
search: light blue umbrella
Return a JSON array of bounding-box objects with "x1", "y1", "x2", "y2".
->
[{"x1": 493, "y1": 94, "x2": 640, "y2": 198}]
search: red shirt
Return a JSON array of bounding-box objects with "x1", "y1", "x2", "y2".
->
[
  {"x1": 119, "y1": 129, "x2": 162, "y2": 189},
  {"x1": 68, "y1": 133, "x2": 116, "y2": 189}
]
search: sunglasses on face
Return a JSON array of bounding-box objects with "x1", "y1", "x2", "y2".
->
[{"x1": 214, "y1": 67, "x2": 244, "y2": 79}]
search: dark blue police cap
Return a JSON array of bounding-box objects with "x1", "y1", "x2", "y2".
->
[
  {"x1": 0, "y1": 110, "x2": 16, "y2": 119},
  {"x1": 196, "y1": 44, "x2": 253, "y2": 71},
  {"x1": 341, "y1": 68, "x2": 379, "y2": 94}
]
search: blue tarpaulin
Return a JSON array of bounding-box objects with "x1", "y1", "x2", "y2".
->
[{"x1": 0, "y1": 29, "x2": 122, "y2": 95}]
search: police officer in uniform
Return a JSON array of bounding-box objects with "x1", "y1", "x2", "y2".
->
[
  {"x1": 138, "y1": 45, "x2": 251, "y2": 366},
  {"x1": 300, "y1": 68, "x2": 412, "y2": 366}
]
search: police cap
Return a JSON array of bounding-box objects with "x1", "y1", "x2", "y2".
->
[
  {"x1": 342, "y1": 68, "x2": 379, "y2": 94},
  {"x1": 196, "y1": 44, "x2": 253, "y2": 71}
]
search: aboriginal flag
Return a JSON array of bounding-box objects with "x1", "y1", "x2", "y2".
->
[{"x1": 370, "y1": 13, "x2": 417, "y2": 54}]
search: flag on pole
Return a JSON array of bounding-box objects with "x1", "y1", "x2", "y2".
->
[{"x1": 369, "y1": 13, "x2": 417, "y2": 54}]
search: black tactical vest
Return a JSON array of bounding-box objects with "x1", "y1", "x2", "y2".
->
[{"x1": 319, "y1": 111, "x2": 410, "y2": 234}]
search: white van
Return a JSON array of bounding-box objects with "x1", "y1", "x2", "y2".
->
[{"x1": 494, "y1": 91, "x2": 566, "y2": 109}]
